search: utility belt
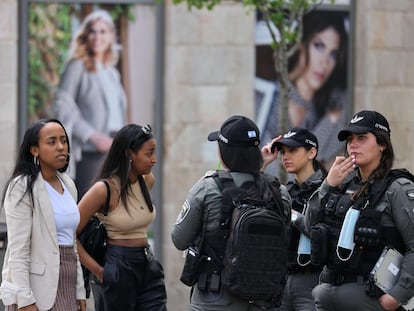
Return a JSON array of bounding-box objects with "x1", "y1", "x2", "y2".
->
[
  {"x1": 197, "y1": 271, "x2": 221, "y2": 292},
  {"x1": 288, "y1": 264, "x2": 322, "y2": 275},
  {"x1": 321, "y1": 267, "x2": 406, "y2": 311},
  {"x1": 196, "y1": 253, "x2": 223, "y2": 293},
  {"x1": 320, "y1": 267, "x2": 369, "y2": 286},
  {"x1": 195, "y1": 270, "x2": 279, "y2": 310}
]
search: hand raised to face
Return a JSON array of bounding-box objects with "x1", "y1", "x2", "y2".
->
[
  {"x1": 261, "y1": 135, "x2": 282, "y2": 171},
  {"x1": 326, "y1": 155, "x2": 355, "y2": 187}
]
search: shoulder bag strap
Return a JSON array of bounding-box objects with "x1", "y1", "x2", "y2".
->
[
  {"x1": 214, "y1": 170, "x2": 236, "y2": 190},
  {"x1": 101, "y1": 179, "x2": 111, "y2": 216}
]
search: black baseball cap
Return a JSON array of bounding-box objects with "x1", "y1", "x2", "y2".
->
[
  {"x1": 272, "y1": 127, "x2": 318, "y2": 152},
  {"x1": 338, "y1": 110, "x2": 390, "y2": 141},
  {"x1": 207, "y1": 115, "x2": 260, "y2": 147}
]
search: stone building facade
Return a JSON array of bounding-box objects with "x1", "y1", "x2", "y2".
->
[{"x1": 1, "y1": 0, "x2": 414, "y2": 310}]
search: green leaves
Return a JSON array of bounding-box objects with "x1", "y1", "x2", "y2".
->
[
  {"x1": 28, "y1": 3, "x2": 73, "y2": 121},
  {"x1": 172, "y1": 0, "x2": 222, "y2": 10}
]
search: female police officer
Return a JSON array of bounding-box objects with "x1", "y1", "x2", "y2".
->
[
  {"x1": 261, "y1": 127, "x2": 326, "y2": 311},
  {"x1": 171, "y1": 115, "x2": 291, "y2": 310},
  {"x1": 305, "y1": 110, "x2": 414, "y2": 311}
]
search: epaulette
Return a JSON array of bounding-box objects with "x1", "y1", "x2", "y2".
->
[
  {"x1": 204, "y1": 170, "x2": 217, "y2": 178},
  {"x1": 369, "y1": 169, "x2": 414, "y2": 207}
]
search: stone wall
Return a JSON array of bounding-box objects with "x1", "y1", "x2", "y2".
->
[
  {"x1": 162, "y1": 2, "x2": 255, "y2": 308},
  {"x1": 353, "y1": 0, "x2": 414, "y2": 170}
]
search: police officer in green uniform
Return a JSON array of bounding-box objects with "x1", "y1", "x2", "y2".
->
[{"x1": 305, "y1": 110, "x2": 414, "y2": 311}]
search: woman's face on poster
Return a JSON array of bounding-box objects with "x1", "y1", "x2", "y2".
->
[
  {"x1": 88, "y1": 19, "x2": 114, "y2": 58},
  {"x1": 302, "y1": 26, "x2": 341, "y2": 91}
]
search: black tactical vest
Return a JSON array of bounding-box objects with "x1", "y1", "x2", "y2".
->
[{"x1": 320, "y1": 172, "x2": 407, "y2": 276}]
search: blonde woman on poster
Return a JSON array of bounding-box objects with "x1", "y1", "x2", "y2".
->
[{"x1": 53, "y1": 9, "x2": 127, "y2": 199}]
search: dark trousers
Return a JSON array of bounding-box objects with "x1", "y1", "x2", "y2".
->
[
  {"x1": 98, "y1": 245, "x2": 167, "y2": 311},
  {"x1": 276, "y1": 271, "x2": 319, "y2": 311},
  {"x1": 313, "y1": 282, "x2": 386, "y2": 311}
]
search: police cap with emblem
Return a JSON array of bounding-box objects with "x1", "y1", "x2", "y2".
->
[
  {"x1": 338, "y1": 110, "x2": 391, "y2": 141},
  {"x1": 272, "y1": 127, "x2": 318, "y2": 152},
  {"x1": 207, "y1": 115, "x2": 260, "y2": 147}
]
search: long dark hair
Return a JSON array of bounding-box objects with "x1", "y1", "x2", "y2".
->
[
  {"x1": 218, "y1": 141, "x2": 282, "y2": 208},
  {"x1": 2, "y1": 118, "x2": 71, "y2": 205},
  {"x1": 352, "y1": 129, "x2": 394, "y2": 199},
  {"x1": 289, "y1": 11, "x2": 348, "y2": 121},
  {"x1": 219, "y1": 142, "x2": 263, "y2": 174},
  {"x1": 97, "y1": 124, "x2": 154, "y2": 212},
  {"x1": 302, "y1": 144, "x2": 328, "y2": 177}
]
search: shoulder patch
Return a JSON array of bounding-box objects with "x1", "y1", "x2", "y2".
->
[
  {"x1": 175, "y1": 200, "x2": 191, "y2": 224},
  {"x1": 407, "y1": 189, "x2": 414, "y2": 200}
]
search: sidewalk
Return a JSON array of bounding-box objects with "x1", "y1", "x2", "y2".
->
[{"x1": 86, "y1": 294, "x2": 96, "y2": 311}]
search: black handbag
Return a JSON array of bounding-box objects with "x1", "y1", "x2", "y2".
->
[{"x1": 77, "y1": 179, "x2": 110, "y2": 297}]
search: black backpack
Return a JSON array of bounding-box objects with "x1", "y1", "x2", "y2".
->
[{"x1": 212, "y1": 170, "x2": 288, "y2": 304}]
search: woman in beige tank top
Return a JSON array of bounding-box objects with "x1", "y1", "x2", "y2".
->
[{"x1": 76, "y1": 124, "x2": 167, "y2": 311}]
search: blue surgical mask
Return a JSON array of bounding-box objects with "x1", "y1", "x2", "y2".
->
[
  {"x1": 297, "y1": 233, "x2": 311, "y2": 266},
  {"x1": 336, "y1": 207, "x2": 361, "y2": 261}
]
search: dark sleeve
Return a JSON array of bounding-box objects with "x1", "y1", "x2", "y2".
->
[
  {"x1": 387, "y1": 178, "x2": 414, "y2": 305},
  {"x1": 279, "y1": 184, "x2": 292, "y2": 226},
  {"x1": 304, "y1": 180, "x2": 331, "y2": 229}
]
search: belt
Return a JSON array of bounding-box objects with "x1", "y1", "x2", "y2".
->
[
  {"x1": 288, "y1": 264, "x2": 322, "y2": 275},
  {"x1": 321, "y1": 269, "x2": 368, "y2": 286}
]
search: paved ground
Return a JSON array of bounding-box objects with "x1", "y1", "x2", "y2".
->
[{"x1": 86, "y1": 293, "x2": 96, "y2": 311}]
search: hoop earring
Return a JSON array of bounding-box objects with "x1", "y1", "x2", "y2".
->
[{"x1": 33, "y1": 156, "x2": 39, "y2": 166}]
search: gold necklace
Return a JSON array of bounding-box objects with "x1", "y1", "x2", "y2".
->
[{"x1": 47, "y1": 177, "x2": 64, "y2": 194}]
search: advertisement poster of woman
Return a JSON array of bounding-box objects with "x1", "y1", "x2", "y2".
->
[
  {"x1": 255, "y1": 8, "x2": 351, "y2": 172},
  {"x1": 24, "y1": 3, "x2": 158, "y2": 197}
]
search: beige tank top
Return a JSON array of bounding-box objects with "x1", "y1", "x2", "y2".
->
[{"x1": 97, "y1": 179, "x2": 156, "y2": 239}]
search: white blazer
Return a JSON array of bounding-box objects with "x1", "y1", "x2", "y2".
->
[{"x1": 1, "y1": 172, "x2": 85, "y2": 310}]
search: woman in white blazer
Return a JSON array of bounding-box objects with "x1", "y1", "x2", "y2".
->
[{"x1": 0, "y1": 119, "x2": 86, "y2": 311}]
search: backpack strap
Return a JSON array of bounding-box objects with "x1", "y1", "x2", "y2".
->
[
  {"x1": 213, "y1": 170, "x2": 243, "y2": 227},
  {"x1": 101, "y1": 179, "x2": 111, "y2": 216},
  {"x1": 199, "y1": 170, "x2": 240, "y2": 269},
  {"x1": 214, "y1": 170, "x2": 237, "y2": 192}
]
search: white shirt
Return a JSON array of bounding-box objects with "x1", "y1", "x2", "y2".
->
[{"x1": 44, "y1": 180, "x2": 80, "y2": 246}]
